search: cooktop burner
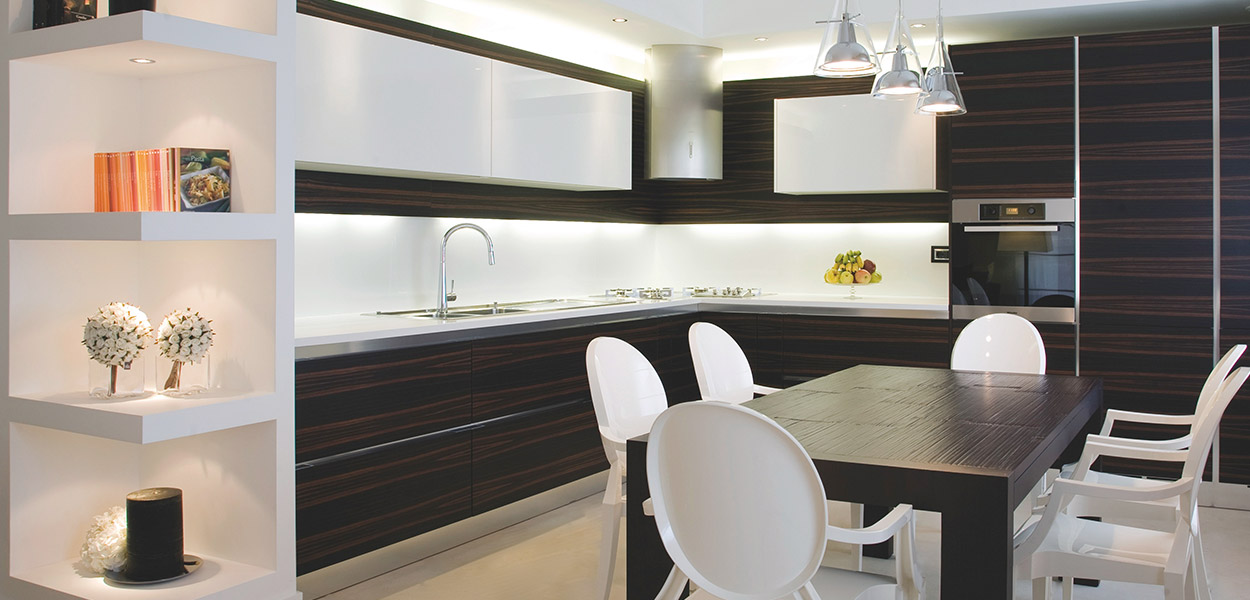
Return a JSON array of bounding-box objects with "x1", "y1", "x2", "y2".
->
[
  {"x1": 605, "y1": 287, "x2": 674, "y2": 300},
  {"x1": 684, "y1": 286, "x2": 762, "y2": 298}
]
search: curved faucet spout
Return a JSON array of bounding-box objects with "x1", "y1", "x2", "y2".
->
[{"x1": 437, "y1": 224, "x2": 495, "y2": 318}]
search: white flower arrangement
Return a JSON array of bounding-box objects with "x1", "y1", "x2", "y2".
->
[
  {"x1": 157, "y1": 309, "x2": 213, "y2": 364},
  {"x1": 79, "y1": 505, "x2": 126, "y2": 575},
  {"x1": 82, "y1": 302, "x2": 152, "y2": 368}
]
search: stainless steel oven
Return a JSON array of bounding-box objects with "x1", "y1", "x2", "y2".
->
[{"x1": 950, "y1": 198, "x2": 1076, "y2": 323}]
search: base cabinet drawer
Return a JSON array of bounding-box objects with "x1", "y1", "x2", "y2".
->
[
  {"x1": 471, "y1": 401, "x2": 605, "y2": 515},
  {"x1": 296, "y1": 432, "x2": 472, "y2": 575}
]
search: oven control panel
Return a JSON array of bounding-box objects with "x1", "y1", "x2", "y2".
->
[{"x1": 979, "y1": 203, "x2": 1045, "y2": 220}]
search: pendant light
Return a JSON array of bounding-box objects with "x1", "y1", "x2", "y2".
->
[
  {"x1": 813, "y1": 0, "x2": 880, "y2": 78},
  {"x1": 915, "y1": 0, "x2": 966, "y2": 115},
  {"x1": 872, "y1": 0, "x2": 923, "y2": 97}
]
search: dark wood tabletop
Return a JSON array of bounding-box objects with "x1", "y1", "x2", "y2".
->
[{"x1": 627, "y1": 364, "x2": 1103, "y2": 600}]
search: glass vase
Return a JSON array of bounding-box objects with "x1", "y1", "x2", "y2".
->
[
  {"x1": 89, "y1": 360, "x2": 145, "y2": 398},
  {"x1": 159, "y1": 355, "x2": 210, "y2": 397}
]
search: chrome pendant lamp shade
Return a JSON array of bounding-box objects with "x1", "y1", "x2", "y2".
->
[
  {"x1": 813, "y1": 0, "x2": 880, "y2": 78},
  {"x1": 915, "y1": 0, "x2": 966, "y2": 115},
  {"x1": 872, "y1": 0, "x2": 923, "y2": 97}
]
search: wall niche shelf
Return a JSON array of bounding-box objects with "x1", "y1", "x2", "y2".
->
[{"x1": 2, "y1": 1, "x2": 298, "y2": 599}]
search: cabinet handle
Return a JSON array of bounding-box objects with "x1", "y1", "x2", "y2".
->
[{"x1": 963, "y1": 225, "x2": 1060, "y2": 233}]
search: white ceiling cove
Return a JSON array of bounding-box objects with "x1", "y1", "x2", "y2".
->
[{"x1": 343, "y1": 0, "x2": 1250, "y2": 80}]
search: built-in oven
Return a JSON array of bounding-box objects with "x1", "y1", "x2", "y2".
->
[{"x1": 950, "y1": 198, "x2": 1076, "y2": 323}]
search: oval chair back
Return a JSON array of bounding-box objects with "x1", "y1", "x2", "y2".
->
[
  {"x1": 689, "y1": 322, "x2": 756, "y2": 404},
  {"x1": 951, "y1": 313, "x2": 1046, "y2": 375},
  {"x1": 647, "y1": 401, "x2": 828, "y2": 600}
]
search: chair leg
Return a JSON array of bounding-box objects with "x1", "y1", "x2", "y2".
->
[
  {"x1": 847, "y1": 501, "x2": 864, "y2": 571},
  {"x1": 1033, "y1": 577, "x2": 1051, "y2": 600},
  {"x1": 1192, "y1": 526, "x2": 1211, "y2": 600},
  {"x1": 1165, "y1": 571, "x2": 1187, "y2": 600},
  {"x1": 595, "y1": 500, "x2": 624, "y2": 600},
  {"x1": 1061, "y1": 576, "x2": 1074, "y2": 600}
]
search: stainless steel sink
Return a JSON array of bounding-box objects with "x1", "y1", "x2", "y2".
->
[{"x1": 372, "y1": 297, "x2": 637, "y2": 320}]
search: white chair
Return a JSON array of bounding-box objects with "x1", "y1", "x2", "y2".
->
[
  {"x1": 586, "y1": 336, "x2": 671, "y2": 600},
  {"x1": 951, "y1": 312, "x2": 1046, "y2": 375},
  {"x1": 1015, "y1": 366, "x2": 1250, "y2": 600},
  {"x1": 688, "y1": 321, "x2": 780, "y2": 404},
  {"x1": 646, "y1": 401, "x2": 924, "y2": 600}
]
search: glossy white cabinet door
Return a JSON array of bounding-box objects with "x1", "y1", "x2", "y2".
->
[
  {"x1": 295, "y1": 15, "x2": 491, "y2": 179},
  {"x1": 774, "y1": 94, "x2": 936, "y2": 194},
  {"x1": 491, "y1": 61, "x2": 632, "y2": 190}
]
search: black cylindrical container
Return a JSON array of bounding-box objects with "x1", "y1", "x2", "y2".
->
[
  {"x1": 123, "y1": 487, "x2": 184, "y2": 581},
  {"x1": 109, "y1": 0, "x2": 157, "y2": 15}
]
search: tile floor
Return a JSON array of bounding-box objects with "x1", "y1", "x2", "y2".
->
[{"x1": 317, "y1": 494, "x2": 1250, "y2": 600}]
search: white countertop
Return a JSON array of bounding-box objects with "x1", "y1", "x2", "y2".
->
[{"x1": 295, "y1": 293, "x2": 949, "y2": 350}]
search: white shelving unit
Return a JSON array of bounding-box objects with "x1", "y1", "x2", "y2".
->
[{"x1": 2, "y1": 1, "x2": 298, "y2": 599}]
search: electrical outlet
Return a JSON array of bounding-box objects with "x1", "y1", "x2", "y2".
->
[{"x1": 931, "y1": 246, "x2": 950, "y2": 263}]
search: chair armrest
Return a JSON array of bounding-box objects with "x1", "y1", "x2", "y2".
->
[
  {"x1": 1099, "y1": 408, "x2": 1194, "y2": 436},
  {"x1": 754, "y1": 384, "x2": 782, "y2": 395},
  {"x1": 1053, "y1": 475, "x2": 1194, "y2": 504},
  {"x1": 1070, "y1": 439, "x2": 1189, "y2": 481},
  {"x1": 600, "y1": 427, "x2": 627, "y2": 452},
  {"x1": 642, "y1": 498, "x2": 654, "y2": 516},
  {"x1": 826, "y1": 504, "x2": 913, "y2": 546},
  {"x1": 653, "y1": 566, "x2": 690, "y2": 600},
  {"x1": 1085, "y1": 432, "x2": 1192, "y2": 452}
]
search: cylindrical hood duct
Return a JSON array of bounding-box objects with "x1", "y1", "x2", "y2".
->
[{"x1": 646, "y1": 44, "x2": 723, "y2": 180}]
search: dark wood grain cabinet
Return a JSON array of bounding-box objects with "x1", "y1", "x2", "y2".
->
[
  {"x1": 779, "y1": 316, "x2": 950, "y2": 385},
  {"x1": 948, "y1": 37, "x2": 1075, "y2": 199},
  {"x1": 295, "y1": 431, "x2": 472, "y2": 575}
]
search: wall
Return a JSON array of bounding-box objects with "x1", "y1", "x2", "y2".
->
[{"x1": 295, "y1": 215, "x2": 948, "y2": 317}]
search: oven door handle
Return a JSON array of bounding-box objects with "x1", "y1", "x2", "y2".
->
[{"x1": 962, "y1": 225, "x2": 1060, "y2": 233}]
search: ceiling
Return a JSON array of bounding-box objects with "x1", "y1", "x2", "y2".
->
[{"x1": 342, "y1": 0, "x2": 1250, "y2": 80}]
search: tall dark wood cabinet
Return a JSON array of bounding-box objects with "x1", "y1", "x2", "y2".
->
[
  {"x1": 1220, "y1": 24, "x2": 1250, "y2": 484},
  {"x1": 948, "y1": 37, "x2": 1075, "y2": 199},
  {"x1": 1079, "y1": 28, "x2": 1215, "y2": 474}
]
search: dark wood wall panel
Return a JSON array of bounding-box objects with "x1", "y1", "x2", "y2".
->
[
  {"x1": 471, "y1": 401, "x2": 605, "y2": 515},
  {"x1": 1223, "y1": 25, "x2": 1250, "y2": 332},
  {"x1": 655, "y1": 313, "x2": 700, "y2": 403},
  {"x1": 294, "y1": 343, "x2": 472, "y2": 463},
  {"x1": 1080, "y1": 28, "x2": 1214, "y2": 331},
  {"x1": 949, "y1": 37, "x2": 1075, "y2": 198},
  {"x1": 780, "y1": 316, "x2": 950, "y2": 385},
  {"x1": 295, "y1": 432, "x2": 472, "y2": 575}
]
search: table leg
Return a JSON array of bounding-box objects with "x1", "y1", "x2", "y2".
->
[
  {"x1": 626, "y1": 438, "x2": 675, "y2": 600},
  {"x1": 940, "y1": 479, "x2": 1013, "y2": 600}
]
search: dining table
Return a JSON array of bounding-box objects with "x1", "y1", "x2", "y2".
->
[{"x1": 625, "y1": 364, "x2": 1103, "y2": 600}]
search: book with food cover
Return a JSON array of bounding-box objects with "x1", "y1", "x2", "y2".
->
[
  {"x1": 93, "y1": 148, "x2": 231, "y2": 213},
  {"x1": 175, "y1": 148, "x2": 231, "y2": 212},
  {"x1": 34, "y1": 0, "x2": 97, "y2": 29}
]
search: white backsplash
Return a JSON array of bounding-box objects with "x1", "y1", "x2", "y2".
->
[{"x1": 295, "y1": 214, "x2": 949, "y2": 318}]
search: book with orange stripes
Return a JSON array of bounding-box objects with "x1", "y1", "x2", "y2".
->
[{"x1": 93, "y1": 147, "x2": 231, "y2": 212}]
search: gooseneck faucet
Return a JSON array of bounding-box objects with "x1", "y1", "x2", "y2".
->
[{"x1": 436, "y1": 223, "x2": 495, "y2": 318}]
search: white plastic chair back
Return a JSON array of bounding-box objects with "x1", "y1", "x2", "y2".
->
[
  {"x1": 586, "y1": 336, "x2": 669, "y2": 458},
  {"x1": 689, "y1": 322, "x2": 756, "y2": 404},
  {"x1": 647, "y1": 402, "x2": 828, "y2": 600},
  {"x1": 1185, "y1": 367, "x2": 1249, "y2": 483},
  {"x1": 951, "y1": 313, "x2": 1046, "y2": 375},
  {"x1": 1192, "y1": 344, "x2": 1246, "y2": 426}
]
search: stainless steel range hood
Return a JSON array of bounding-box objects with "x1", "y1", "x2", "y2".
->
[{"x1": 645, "y1": 45, "x2": 723, "y2": 180}]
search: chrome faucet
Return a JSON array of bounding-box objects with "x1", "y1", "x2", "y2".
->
[{"x1": 436, "y1": 223, "x2": 495, "y2": 318}]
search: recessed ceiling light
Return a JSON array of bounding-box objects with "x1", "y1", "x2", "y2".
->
[
  {"x1": 129, "y1": 57, "x2": 156, "y2": 64},
  {"x1": 754, "y1": 36, "x2": 768, "y2": 42},
  {"x1": 911, "y1": 23, "x2": 927, "y2": 29},
  {"x1": 612, "y1": 17, "x2": 628, "y2": 23}
]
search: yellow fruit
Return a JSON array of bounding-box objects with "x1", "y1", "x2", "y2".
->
[{"x1": 824, "y1": 267, "x2": 838, "y2": 283}]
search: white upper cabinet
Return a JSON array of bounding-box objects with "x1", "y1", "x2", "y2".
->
[
  {"x1": 774, "y1": 94, "x2": 936, "y2": 194},
  {"x1": 491, "y1": 61, "x2": 632, "y2": 190},
  {"x1": 294, "y1": 15, "x2": 632, "y2": 191},
  {"x1": 295, "y1": 15, "x2": 492, "y2": 180}
]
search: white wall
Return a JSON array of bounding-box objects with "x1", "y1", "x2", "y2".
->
[
  {"x1": 294, "y1": 215, "x2": 948, "y2": 317},
  {"x1": 652, "y1": 223, "x2": 948, "y2": 298}
]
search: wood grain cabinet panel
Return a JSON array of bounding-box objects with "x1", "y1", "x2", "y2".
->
[
  {"x1": 295, "y1": 432, "x2": 472, "y2": 575},
  {"x1": 471, "y1": 401, "x2": 605, "y2": 515},
  {"x1": 949, "y1": 37, "x2": 1075, "y2": 198},
  {"x1": 780, "y1": 316, "x2": 950, "y2": 385},
  {"x1": 1222, "y1": 25, "x2": 1250, "y2": 332},
  {"x1": 295, "y1": 343, "x2": 472, "y2": 463},
  {"x1": 1079, "y1": 28, "x2": 1214, "y2": 331}
]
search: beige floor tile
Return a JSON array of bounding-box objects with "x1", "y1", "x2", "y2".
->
[{"x1": 315, "y1": 495, "x2": 1250, "y2": 600}]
